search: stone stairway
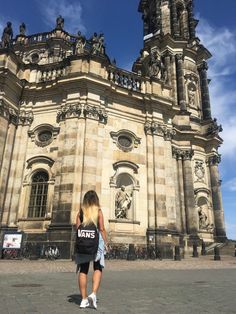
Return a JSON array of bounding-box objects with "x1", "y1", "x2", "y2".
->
[{"x1": 206, "y1": 240, "x2": 236, "y2": 256}]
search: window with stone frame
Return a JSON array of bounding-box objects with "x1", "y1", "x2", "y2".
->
[{"x1": 28, "y1": 171, "x2": 49, "y2": 218}]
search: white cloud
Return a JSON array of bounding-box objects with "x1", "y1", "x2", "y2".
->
[
  {"x1": 223, "y1": 178, "x2": 236, "y2": 192},
  {"x1": 197, "y1": 18, "x2": 236, "y2": 159},
  {"x1": 225, "y1": 223, "x2": 236, "y2": 240},
  {"x1": 38, "y1": 0, "x2": 86, "y2": 35}
]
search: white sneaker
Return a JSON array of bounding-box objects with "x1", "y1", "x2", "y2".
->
[
  {"x1": 88, "y1": 293, "x2": 97, "y2": 309},
  {"x1": 80, "y1": 298, "x2": 89, "y2": 308}
]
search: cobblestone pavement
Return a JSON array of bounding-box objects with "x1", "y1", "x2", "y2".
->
[{"x1": 0, "y1": 256, "x2": 236, "y2": 314}]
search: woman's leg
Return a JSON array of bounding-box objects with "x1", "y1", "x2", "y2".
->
[
  {"x1": 92, "y1": 261, "x2": 103, "y2": 294},
  {"x1": 78, "y1": 262, "x2": 90, "y2": 299}
]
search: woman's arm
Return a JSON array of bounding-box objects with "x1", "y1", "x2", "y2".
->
[{"x1": 98, "y1": 209, "x2": 108, "y2": 245}]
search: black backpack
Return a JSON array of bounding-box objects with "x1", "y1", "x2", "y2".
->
[{"x1": 75, "y1": 222, "x2": 99, "y2": 255}]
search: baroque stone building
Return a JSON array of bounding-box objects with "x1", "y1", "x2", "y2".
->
[{"x1": 0, "y1": 0, "x2": 227, "y2": 258}]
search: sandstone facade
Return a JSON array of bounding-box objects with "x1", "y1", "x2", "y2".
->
[{"x1": 0, "y1": 0, "x2": 226, "y2": 258}]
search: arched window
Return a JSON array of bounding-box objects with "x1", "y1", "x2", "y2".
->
[{"x1": 28, "y1": 171, "x2": 49, "y2": 218}]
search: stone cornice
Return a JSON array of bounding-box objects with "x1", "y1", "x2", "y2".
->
[{"x1": 145, "y1": 120, "x2": 176, "y2": 140}]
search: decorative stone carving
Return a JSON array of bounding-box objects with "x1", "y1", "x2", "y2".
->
[
  {"x1": 172, "y1": 147, "x2": 194, "y2": 160},
  {"x1": 57, "y1": 103, "x2": 82, "y2": 122},
  {"x1": 207, "y1": 118, "x2": 223, "y2": 136},
  {"x1": 145, "y1": 121, "x2": 176, "y2": 140},
  {"x1": 194, "y1": 161, "x2": 205, "y2": 182},
  {"x1": 206, "y1": 154, "x2": 221, "y2": 166},
  {"x1": 0, "y1": 100, "x2": 18, "y2": 124},
  {"x1": 83, "y1": 105, "x2": 108, "y2": 124},
  {"x1": 115, "y1": 185, "x2": 133, "y2": 219},
  {"x1": 110, "y1": 129, "x2": 141, "y2": 152},
  {"x1": 1, "y1": 22, "x2": 13, "y2": 48},
  {"x1": 18, "y1": 110, "x2": 33, "y2": 126}
]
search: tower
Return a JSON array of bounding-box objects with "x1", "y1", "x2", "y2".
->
[{"x1": 133, "y1": 0, "x2": 226, "y2": 245}]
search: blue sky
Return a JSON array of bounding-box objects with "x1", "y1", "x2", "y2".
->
[{"x1": 0, "y1": 0, "x2": 235, "y2": 239}]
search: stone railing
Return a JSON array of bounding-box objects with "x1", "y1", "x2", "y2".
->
[
  {"x1": 40, "y1": 66, "x2": 68, "y2": 82},
  {"x1": 108, "y1": 67, "x2": 143, "y2": 92}
]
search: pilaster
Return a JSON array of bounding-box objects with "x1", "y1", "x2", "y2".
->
[
  {"x1": 207, "y1": 155, "x2": 226, "y2": 240},
  {"x1": 176, "y1": 54, "x2": 187, "y2": 112},
  {"x1": 198, "y1": 61, "x2": 212, "y2": 120}
]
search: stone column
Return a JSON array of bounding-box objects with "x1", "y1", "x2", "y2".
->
[
  {"x1": 182, "y1": 149, "x2": 198, "y2": 235},
  {"x1": 182, "y1": 9, "x2": 189, "y2": 39},
  {"x1": 198, "y1": 61, "x2": 212, "y2": 120},
  {"x1": 172, "y1": 147, "x2": 187, "y2": 234},
  {"x1": 176, "y1": 54, "x2": 187, "y2": 112},
  {"x1": 152, "y1": 123, "x2": 168, "y2": 228},
  {"x1": 0, "y1": 101, "x2": 13, "y2": 170},
  {"x1": 52, "y1": 103, "x2": 82, "y2": 226},
  {"x1": 164, "y1": 52, "x2": 171, "y2": 85},
  {"x1": 144, "y1": 121, "x2": 156, "y2": 230},
  {"x1": 187, "y1": 0, "x2": 196, "y2": 39},
  {"x1": 7, "y1": 111, "x2": 33, "y2": 226},
  {"x1": 0, "y1": 122, "x2": 17, "y2": 221},
  {"x1": 207, "y1": 155, "x2": 226, "y2": 239},
  {"x1": 170, "y1": 0, "x2": 180, "y2": 37},
  {"x1": 170, "y1": 54, "x2": 178, "y2": 100}
]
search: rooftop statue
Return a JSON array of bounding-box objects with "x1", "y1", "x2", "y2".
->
[
  {"x1": 1, "y1": 22, "x2": 13, "y2": 48},
  {"x1": 90, "y1": 32, "x2": 105, "y2": 55},
  {"x1": 19, "y1": 23, "x2": 26, "y2": 36},
  {"x1": 75, "y1": 31, "x2": 86, "y2": 54},
  {"x1": 56, "y1": 15, "x2": 64, "y2": 30}
]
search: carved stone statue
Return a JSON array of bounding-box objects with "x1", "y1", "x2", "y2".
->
[
  {"x1": 75, "y1": 31, "x2": 86, "y2": 54},
  {"x1": 115, "y1": 185, "x2": 133, "y2": 219},
  {"x1": 148, "y1": 51, "x2": 166, "y2": 81},
  {"x1": 56, "y1": 15, "x2": 64, "y2": 30},
  {"x1": 1, "y1": 22, "x2": 13, "y2": 48},
  {"x1": 149, "y1": 51, "x2": 161, "y2": 77},
  {"x1": 198, "y1": 207, "x2": 208, "y2": 229},
  {"x1": 188, "y1": 85, "x2": 196, "y2": 106},
  {"x1": 19, "y1": 23, "x2": 26, "y2": 36},
  {"x1": 90, "y1": 32, "x2": 105, "y2": 55}
]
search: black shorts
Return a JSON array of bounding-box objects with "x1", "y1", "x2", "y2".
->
[{"x1": 79, "y1": 260, "x2": 103, "y2": 275}]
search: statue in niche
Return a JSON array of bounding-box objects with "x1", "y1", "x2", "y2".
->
[
  {"x1": 149, "y1": 51, "x2": 167, "y2": 81},
  {"x1": 115, "y1": 185, "x2": 133, "y2": 219},
  {"x1": 19, "y1": 23, "x2": 26, "y2": 36},
  {"x1": 198, "y1": 207, "x2": 210, "y2": 230},
  {"x1": 75, "y1": 31, "x2": 86, "y2": 54},
  {"x1": 1, "y1": 22, "x2": 13, "y2": 48},
  {"x1": 188, "y1": 85, "x2": 196, "y2": 106},
  {"x1": 56, "y1": 15, "x2": 64, "y2": 30}
]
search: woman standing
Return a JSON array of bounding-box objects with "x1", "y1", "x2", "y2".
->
[{"x1": 75, "y1": 190, "x2": 108, "y2": 309}]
